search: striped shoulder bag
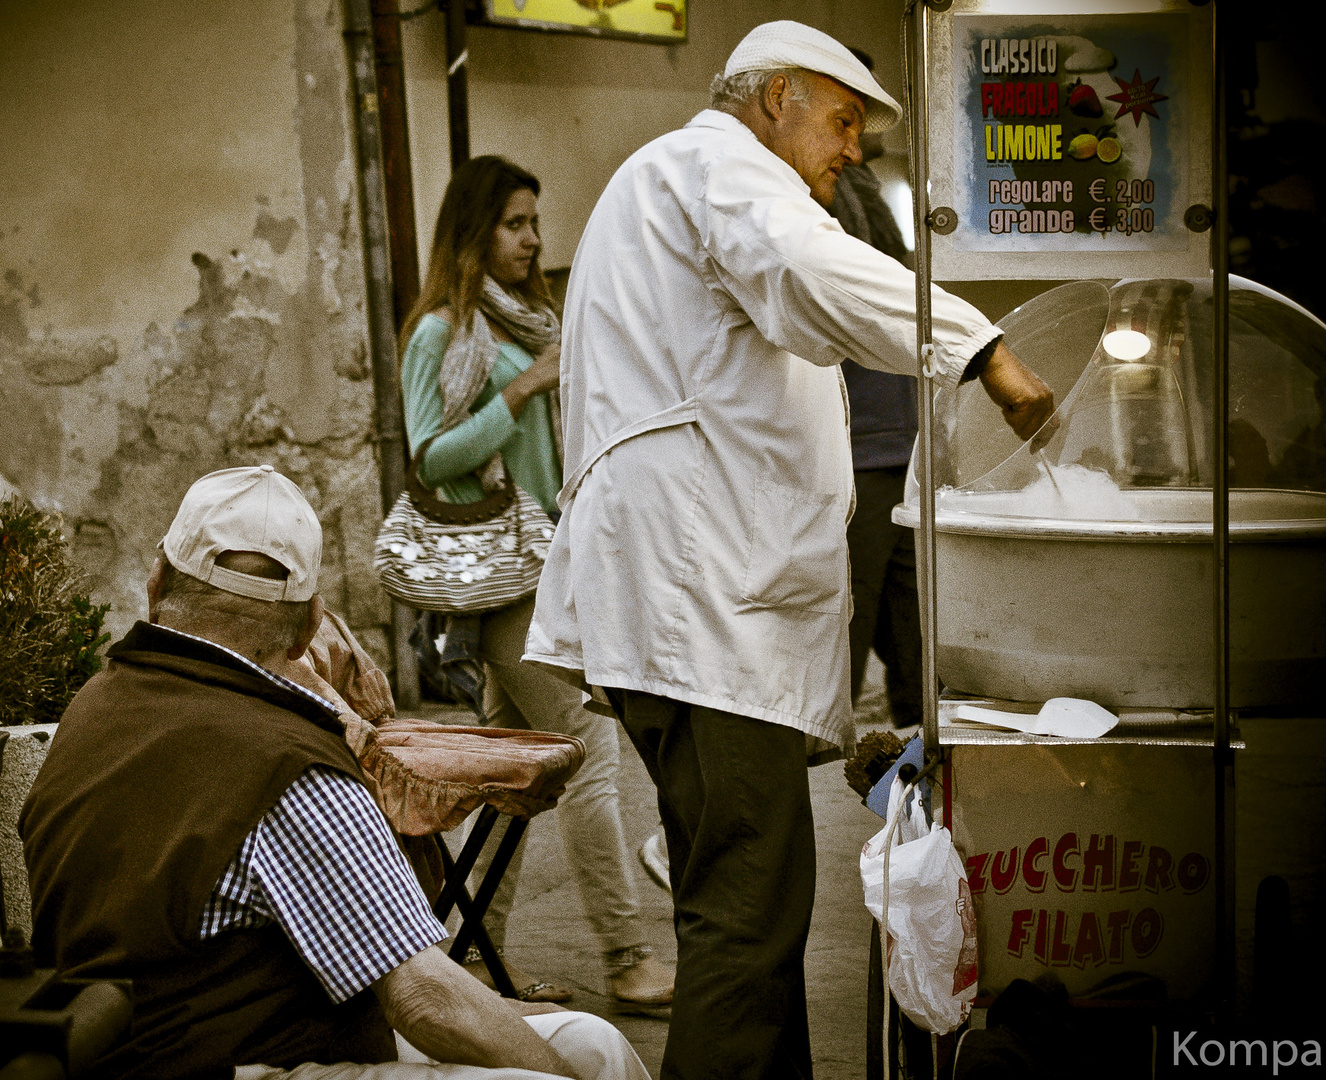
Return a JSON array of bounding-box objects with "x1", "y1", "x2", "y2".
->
[{"x1": 373, "y1": 439, "x2": 555, "y2": 614}]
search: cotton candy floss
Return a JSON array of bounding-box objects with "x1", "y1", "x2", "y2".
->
[
  {"x1": 1018, "y1": 463, "x2": 1141, "y2": 520},
  {"x1": 939, "y1": 463, "x2": 1140, "y2": 521}
]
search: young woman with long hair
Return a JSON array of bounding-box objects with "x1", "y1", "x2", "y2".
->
[{"x1": 398, "y1": 156, "x2": 673, "y2": 1011}]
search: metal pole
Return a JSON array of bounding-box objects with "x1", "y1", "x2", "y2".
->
[
  {"x1": 343, "y1": 0, "x2": 420, "y2": 707},
  {"x1": 906, "y1": 1, "x2": 941, "y2": 761},
  {"x1": 1210, "y1": 0, "x2": 1235, "y2": 1021},
  {"x1": 370, "y1": 0, "x2": 422, "y2": 330},
  {"x1": 445, "y1": 0, "x2": 470, "y2": 169}
]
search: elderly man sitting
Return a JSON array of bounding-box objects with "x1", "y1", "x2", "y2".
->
[{"x1": 20, "y1": 465, "x2": 648, "y2": 1080}]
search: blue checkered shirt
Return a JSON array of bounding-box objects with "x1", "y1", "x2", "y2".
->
[{"x1": 200, "y1": 763, "x2": 448, "y2": 1003}]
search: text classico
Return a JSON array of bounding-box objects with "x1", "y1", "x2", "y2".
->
[{"x1": 979, "y1": 37, "x2": 1063, "y2": 164}]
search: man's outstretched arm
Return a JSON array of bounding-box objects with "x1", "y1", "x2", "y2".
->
[
  {"x1": 976, "y1": 341, "x2": 1057, "y2": 446},
  {"x1": 375, "y1": 945, "x2": 581, "y2": 1078}
]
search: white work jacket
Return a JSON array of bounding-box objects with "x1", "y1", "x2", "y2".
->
[{"x1": 525, "y1": 110, "x2": 1000, "y2": 755}]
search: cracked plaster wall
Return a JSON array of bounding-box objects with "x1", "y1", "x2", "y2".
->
[{"x1": 0, "y1": 0, "x2": 391, "y2": 666}]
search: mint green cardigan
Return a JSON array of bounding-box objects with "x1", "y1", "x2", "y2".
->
[{"x1": 400, "y1": 313, "x2": 561, "y2": 517}]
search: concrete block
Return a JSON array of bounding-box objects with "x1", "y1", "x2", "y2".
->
[{"x1": 0, "y1": 724, "x2": 57, "y2": 942}]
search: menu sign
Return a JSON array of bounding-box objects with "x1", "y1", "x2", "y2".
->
[
  {"x1": 951, "y1": 13, "x2": 1189, "y2": 255},
  {"x1": 483, "y1": 0, "x2": 686, "y2": 43}
]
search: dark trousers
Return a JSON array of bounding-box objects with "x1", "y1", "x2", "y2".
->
[
  {"x1": 610, "y1": 690, "x2": 816, "y2": 1080},
  {"x1": 846, "y1": 467, "x2": 922, "y2": 725}
]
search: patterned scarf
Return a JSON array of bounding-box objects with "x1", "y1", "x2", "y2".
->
[{"x1": 439, "y1": 278, "x2": 561, "y2": 490}]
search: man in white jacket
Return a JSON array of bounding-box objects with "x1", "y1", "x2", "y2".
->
[{"x1": 526, "y1": 22, "x2": 1054, "y2": 1080}]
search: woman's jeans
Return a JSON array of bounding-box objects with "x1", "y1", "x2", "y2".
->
[{"x1": 458, "y1": 595, "x2": 643, "y2": 961}]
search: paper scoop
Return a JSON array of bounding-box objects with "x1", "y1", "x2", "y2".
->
[{"x1": 948, "y1": 697, "x2": 1118, "y2": 739}]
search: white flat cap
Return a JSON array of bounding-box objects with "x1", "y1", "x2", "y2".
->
[
  {"x1": 162, "y1": 465, "x2": 322, "y2": 602},
  {"x1": 725, "y1": 21, "x2": 903, "y2": 133}
]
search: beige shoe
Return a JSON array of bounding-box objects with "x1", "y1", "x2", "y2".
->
[{"x1": 606, "y1": 948, "x2": 674, "y2": 1011}]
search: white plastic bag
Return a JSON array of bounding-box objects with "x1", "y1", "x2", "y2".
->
[
  {"x1": 884, "y1": 775, "x2": 929, "y2": 846},
  {"x1": 860, "y1": 777, "x2": 930, "y2": 922},
  {"x1": 860, "y1": 782, "x2": 978, "y2": 1035},
  {"x1": 861, "y1": 778, "x2": 921, "y2": 923}
]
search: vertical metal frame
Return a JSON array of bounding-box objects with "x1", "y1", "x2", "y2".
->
[
  {"x1": 906, "y1": 0, "x2": 942, "y2": 765},
  {"x1": 1209, "y1": 0, "x2": 1235, "y2": 1019}
]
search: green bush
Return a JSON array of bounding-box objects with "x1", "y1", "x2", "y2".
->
[{"x1": 0, "y1": 498, "x2": 111, "y2": 726}]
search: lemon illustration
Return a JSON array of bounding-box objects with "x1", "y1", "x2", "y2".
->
[
  {"x1": 1097, "y1": 136, "x2": 1122, "y2": 164},
  {"x1": 1068, "y1": 133, "x2": 1098, "y2": 161}
]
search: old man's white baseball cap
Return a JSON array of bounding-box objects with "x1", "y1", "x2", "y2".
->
[
  {"x1": 162, "y1": 465, "x2": 322, "y2": 602},
  {"x1": 725, "y1": 21, "x2": 903, "y2": 133}
]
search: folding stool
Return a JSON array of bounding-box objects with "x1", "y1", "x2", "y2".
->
[{"x1": 432, "y1": 804, "x2": 531, "y2": 998}]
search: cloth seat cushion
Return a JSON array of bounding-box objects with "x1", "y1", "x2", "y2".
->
[{"x1": 299, "y1": 613, "x2": 585, "y2": 836}]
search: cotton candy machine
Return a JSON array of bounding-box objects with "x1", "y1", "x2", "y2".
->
[
  {"x1": 894, "y1": 277, "x2": 1326, "y2": 708},
  {"x1": 865, "y1": 3, "x2": 1326, "y2": 1035}
]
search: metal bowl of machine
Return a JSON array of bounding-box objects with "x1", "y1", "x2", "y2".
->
[{"x1": 895, "y1": 277, "x2": 1326, "y2": 709}]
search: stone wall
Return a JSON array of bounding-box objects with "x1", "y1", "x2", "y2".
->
[
  {"x1": 0, "y1": 0, "x2": 392, "y2": 665},
  {"x1": 0, "y1": 725, "x2": 56, "y2": 940}
]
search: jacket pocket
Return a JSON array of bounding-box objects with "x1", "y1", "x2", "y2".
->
[{"x1": 740, "y1": 477, "x2": 846, "y2": 614}]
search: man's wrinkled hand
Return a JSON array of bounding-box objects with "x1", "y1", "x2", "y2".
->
[{"x1": 978, "y1": 341, "x2": 1057, "y2": 449}]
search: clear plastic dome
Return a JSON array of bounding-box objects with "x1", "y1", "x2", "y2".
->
[
  {"x1": 894, "y1": 277, "x2": 1326, "y2": 709},
  {"x1": 905, "y1": 276, "x2": 1326, "y2": 531}
]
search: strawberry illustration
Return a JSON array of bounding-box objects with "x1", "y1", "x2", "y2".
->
[{"x1": 1068, "y1": 78, "x2": 1103, "y2": 118}]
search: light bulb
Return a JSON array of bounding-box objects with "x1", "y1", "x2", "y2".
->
[{"x1": 1101, "y1": 329, "x2": 1151, "y2": 362}]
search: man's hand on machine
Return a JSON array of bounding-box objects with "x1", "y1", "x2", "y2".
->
[{"x1": 978, "y1": 341, "x2": 1057, "y2": 450}]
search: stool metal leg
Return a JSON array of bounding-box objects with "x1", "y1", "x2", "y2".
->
[
  {"x1": 434, "y1": 806, "x2": 502, "y2": 922},
  {"x1": 433, "y1": 806, "x2": 529, "y2": 1000},
  {"x1": 446, "y1": 817, "x2": 527, "y2": 964}
]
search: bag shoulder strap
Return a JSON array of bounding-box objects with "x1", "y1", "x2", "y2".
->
[{"x1": 405, "y1": 435, "x2": 516, "y2": 525}]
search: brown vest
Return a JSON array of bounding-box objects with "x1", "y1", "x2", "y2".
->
[{"x1": 20, "y1": 622, "x2": 397, "y2": 1078}]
